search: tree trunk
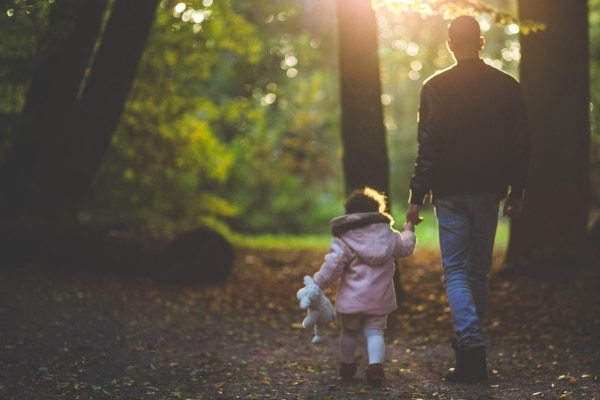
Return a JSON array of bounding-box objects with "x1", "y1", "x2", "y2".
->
[
  {"x1": 50, "y1": 0, "x2": 160, "y2": 218},
  {"x1": 506, "y1": 0, "x2": 591, "y2": 271},
  {"x1": 336, "y1": 0, "x2": 405, "y2": 299},
  {"x1": 0, "y1": 0, "x2": 108, "y2": 222},
  {"x1": 336, "y1": 0, "x2": 390, "y2": 200},
  {"x1": 0, "y1": 0, "x2": 159, "y2": 223}
]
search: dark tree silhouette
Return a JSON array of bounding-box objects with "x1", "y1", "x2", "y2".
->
[
  {"x1": 0, "y1": 0, "x2": 159, "y2": 223},
  {"x1": 0, "y1": 0, "x2": 108, "y2": 222},
  {"x1": 0, "y1": 1, "x2": 235, "y2": 282},
  {"x1": 54, "y1": 0, "x2": 160, "y2": 217},
  {"x1": 506, "y1": 0, "x2": 592, "y2": 271},
  {"x1": 336, "y1": 0, "x2": 390, "y2": 200},
  {"x1": 336, "y1": 0, "x2": 406, "y2": 298}
]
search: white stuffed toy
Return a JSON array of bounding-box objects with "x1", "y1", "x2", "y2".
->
[{"x1": 297, "y1": 275, "x2": 336, "y2": 344}]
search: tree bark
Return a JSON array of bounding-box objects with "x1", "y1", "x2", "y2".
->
[
  {"x1": 336, "y1": 0, "x2": 390, "y2": 200},
  {"x1": 0, "y1": 0, "x2": 108, "y2": 222},
  {"x1": 506, "y1": 0, "x2": 591, "y2": 271},
  {"x1": 51, "y1": 0, "x2": 160, "y2": 218},
  {"x1": 336, "y1": 0, "x2": 405, "y2": 299},
  {"x1": 0, "y1": 0, "x2": 159, "y2": 223}
]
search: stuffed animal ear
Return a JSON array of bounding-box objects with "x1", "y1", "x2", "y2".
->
[{"x1": 303, "y1": 275, "x2": 313, "y2": 286}]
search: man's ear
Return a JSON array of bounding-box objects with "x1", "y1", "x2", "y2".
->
[
  {"x1": 447, "y1": 39, "x2": 454, "y2": 52},
  {"x1": 479, "y1": 36, "x2": 485, "y2": 50}
]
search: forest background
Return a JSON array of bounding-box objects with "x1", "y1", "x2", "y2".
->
[{"x1": 1, "y1": 0, "x2": 598, "y2": 244}]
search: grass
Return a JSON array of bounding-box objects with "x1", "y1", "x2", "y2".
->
[
  {"x1": 232, "y1": 209, "x2": 509, "y2": 251},
  {"x1": 231, "y1": 233, "x2": 332, "y2": 250}
]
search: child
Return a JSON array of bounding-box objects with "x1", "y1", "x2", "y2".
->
[{"x1": 311, "y1": 187, "x2": 416, "y2": 387}]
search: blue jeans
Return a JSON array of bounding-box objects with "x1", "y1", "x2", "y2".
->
[{"x1": 434, "y1": 193, "x2": 499, "y2": 349}]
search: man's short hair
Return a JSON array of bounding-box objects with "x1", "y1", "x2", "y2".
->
[{"x1": 448, "y1": 16, "x2": 481, "y2": 51}]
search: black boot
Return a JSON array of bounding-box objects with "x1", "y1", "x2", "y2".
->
[
  {"x1": 339, "y1": 362, "x2": 356, "y2": 382},
  {"x1": 444, "y1": 343, "x2": 488, "y2": 384},
  {"x1": 366, "y1": 363, "x2": 384, "y2": 388}
]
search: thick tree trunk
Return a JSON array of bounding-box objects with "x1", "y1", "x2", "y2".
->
[
  {"x1": 336, "y1": 0, "x2": 390, "y2": 200},
  {"x1": 336, "y1": 0, "x2": 404, "y2": 299},
  {"x1": 0, "y1": 0, "x2": 108, "y2": 222},
  {"x1": 0, "y1": 0, "x2": 159, "y2": 223},
  {"x1": 506, "y1": 0, "x2": 591, "y2": 271},
  {"x1": 51, "y1": 0, "x2": 160, "y2": 218}
]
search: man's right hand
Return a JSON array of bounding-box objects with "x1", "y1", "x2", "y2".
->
[{"x1": 406, "y1": 204, "x2": 424, "y2": 225}]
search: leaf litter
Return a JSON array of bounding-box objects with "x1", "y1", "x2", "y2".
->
[{"x1": 0, "y1": 247, "x2": 598, "y2": 399}]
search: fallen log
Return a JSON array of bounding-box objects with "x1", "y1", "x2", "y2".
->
[{"x1": 0, "y1": 223, "x2": 233, "y2": 284}]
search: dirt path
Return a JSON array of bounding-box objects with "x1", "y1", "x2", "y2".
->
[{"x1": 0, "y1": 247, "x2": 598, "y2": 399}]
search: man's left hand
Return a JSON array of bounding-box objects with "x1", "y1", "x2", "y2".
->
[{"x1": 503, "y1": 198, "x2": 524, "y2": 217}]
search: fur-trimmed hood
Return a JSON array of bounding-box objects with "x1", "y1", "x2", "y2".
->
[
  {"x1": 331, "y1": 212, "x2": 393, "y2": 237},
  {"x1": 330, "y1": 212, "x2": 397, "y2": 266}
]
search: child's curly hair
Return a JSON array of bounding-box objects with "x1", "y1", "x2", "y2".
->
[{"x1": 344, "y1": 186, "x2": 387, "y2": 214}]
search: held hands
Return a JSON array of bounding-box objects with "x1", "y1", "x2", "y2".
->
[
  {"x1": 406, "y1": 204, "x2": 424, "y2": 227},
  {"x1": 503, "y1": 198, "x2": 524, "y2": 217}
]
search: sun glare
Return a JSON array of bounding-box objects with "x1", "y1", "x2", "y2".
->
[
  {"x1": 373, "y1": 0, "x2": 437, "y2": 15},
  {"x1": 378, "y1": 0, "x2": 421, "y2": 6}
]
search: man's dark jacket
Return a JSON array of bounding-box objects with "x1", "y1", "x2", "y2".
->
[{"x1": 409, "y1": 58, "x2": 530, "y2": 205}]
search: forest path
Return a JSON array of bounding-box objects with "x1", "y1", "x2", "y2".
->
[{"x1": 0, "y1": 247, "x2": 598, "y2": 399}]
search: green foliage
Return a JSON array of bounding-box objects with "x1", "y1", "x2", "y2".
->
[
  {"x1": 87, "y1": 111, "x2": 236, "y2": 232},
  {"x1": 232, "y1": 208, "x2": 509, "y2": 251},
  {"x1": 373, "y1": 0, "x2": 544, "y2": 34},
  {"x1": 220, "y1": 59, "x2": 344, "y2": 232},
  {"x1": 86, "y1": 0, "x2": 344, "y2": 234},
  {"x1": 2, "y1": 0, "x2": 598, "y2": 236},
  {"x1": 85, "y1": 0, "x2": 261, "y2": 233}
]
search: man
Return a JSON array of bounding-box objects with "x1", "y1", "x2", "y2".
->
[{"x1": 406, "y1": 16, "x2": 530, "y2": 383}]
